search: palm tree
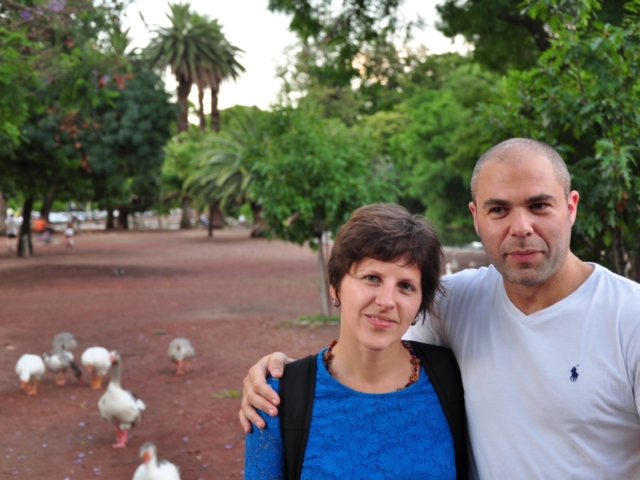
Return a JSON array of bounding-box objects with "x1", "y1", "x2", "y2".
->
[
  {"x1": 185, "y1": 108, "x2": 265, "y2": 236},
  {"x1": 197, "y1": 19, "x2": 245, "y2": 132},
  {"x1": 145, "y1": 3, "x2": 239, "y2": 133}
]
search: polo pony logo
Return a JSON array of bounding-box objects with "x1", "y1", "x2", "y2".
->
[{"x1": 570, "y1": 365, "x2": 579, "y2": 382}]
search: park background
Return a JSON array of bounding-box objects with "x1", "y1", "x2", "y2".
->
[{"x1": 0, "y1": 0, "x2": 639, "y2": 477}]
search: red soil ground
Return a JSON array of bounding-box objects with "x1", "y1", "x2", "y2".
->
[{"x1": 0, "y1": 228, "x2": 487, "y2": 479}]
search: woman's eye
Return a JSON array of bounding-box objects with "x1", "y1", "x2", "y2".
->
[
  {"x1": 364, "y1": 275, "x2": 379, "y2": 282},
  {"x1": 400, "y1": 283, "x2": 414, "y2": 291}
]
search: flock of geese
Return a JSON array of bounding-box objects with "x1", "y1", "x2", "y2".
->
[{"x1": 14, "y1": 332, "x2": 195, "y2": 479}]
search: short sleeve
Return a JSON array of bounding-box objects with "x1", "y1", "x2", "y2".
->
[{"x1": 244, "y1": 377, "x2": 285, "y2": 480}]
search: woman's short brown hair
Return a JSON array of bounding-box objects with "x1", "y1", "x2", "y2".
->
[{"x1": 328, "y1": 203, "x2": 444, "y2": 319}]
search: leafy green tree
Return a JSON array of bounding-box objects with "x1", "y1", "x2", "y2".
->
[
  {"x1": 436, "y1": 0, "x2": 626, "y2": 73},
  {"x1": 253, "y1": 105, "x2": 397, "y2": 314},
  {"x1": 358, "y1": 57, "x2": 495, "y2": 237},
  {"x1": 269, "y1": 0, "x2": 418, "y2": 88},
  {"x1": 84, "y1": 70, "x2": 175, "y2": 229},
  {"x1": 479, "y1": 0, "x2": 640, "y2": 278},
  {"x1": 0, "y1": 0, "x2": 125, "y2": 256},
  {"x1": 271, "y1": 0, "x2": 428, "y2": 122},
  {"x1": 0, "y1": 28, "x2": 35, "y2": 156}
]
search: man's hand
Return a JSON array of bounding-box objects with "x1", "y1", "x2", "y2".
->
[{"x1": 240, "y1": 352, "x2": 294, "y2": 433}]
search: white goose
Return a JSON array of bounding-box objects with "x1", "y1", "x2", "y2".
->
[
  {"x1": 167, "y1": 338, "x2": 195, "y2": 375},
  {"x1": 43, "y1": 348, "x2": 82, "y2": 385},
  {"x1": 132, "y1": 442, "x2": 181, "y2": 480},
  {"x1": 98, "y1": 350, "x2": 146, "y2": 448},
  {"x1": 52, "y1": 332, "x2": 78, "y2": 352},
  {"x1": 81, "y1": 346, "x2": 112, "y2": 388},
  {"x1": 15, "y1": 354, "x2": 46, "y2": 395}
]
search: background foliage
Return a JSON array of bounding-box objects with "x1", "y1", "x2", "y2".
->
[{"x1": 1, "y1": 0, "x2": 639, "y2": 280}]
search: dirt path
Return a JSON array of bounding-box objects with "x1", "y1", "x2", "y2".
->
[{"x1": 0, "y1": 229, "x2": 488, "y2": 479}]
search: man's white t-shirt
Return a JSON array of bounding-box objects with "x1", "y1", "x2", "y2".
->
[{"x1": 405, "y1": 263, "x2": 640, "y2": 479}]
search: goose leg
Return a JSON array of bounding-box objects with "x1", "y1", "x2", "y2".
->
[
  {"x1": 175, "y1": 360, "x2": 184, "y2": 375},
  {"x1": 112, "y1": 426, "x2": 128, "y2": 448},
  {"x1": 55, "y1": 371, "x2": 67, "y2": 386},
  {"x1": 90, "y1": 374, "x2": 104, "y2": 389},
  {"x1": 28, "y1": 379, "x2": 39, "y2": 395},
  {"x1": 19, "y1": 381, "x2": 30, "y2": 394}
]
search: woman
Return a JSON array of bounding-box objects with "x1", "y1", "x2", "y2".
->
[{"x1": 244, "y1": 203, "x2": 467, "y2": 479}]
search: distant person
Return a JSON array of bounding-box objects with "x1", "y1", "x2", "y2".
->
[
  {"x1": 64, "y1": 222, "x2": 74, "y2": 249},
  {"x1": 5, "y1": 213, "x2": 18, "y2": 252},
  {"x1": 33, "y1": 217, "x2": 53, "y2": 243}
]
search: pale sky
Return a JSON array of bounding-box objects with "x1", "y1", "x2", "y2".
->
[{"x1": 122, "y1": 0, "x2": 468, "y2": 112}]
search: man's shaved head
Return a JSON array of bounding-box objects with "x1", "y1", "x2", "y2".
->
[{"x1": 471, "y1": 138, "x2": 571, "y2": 203}]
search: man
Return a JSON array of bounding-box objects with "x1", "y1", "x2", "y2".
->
[{"x1": 240, "y1": 138, "x2": 640, "y2": 479}]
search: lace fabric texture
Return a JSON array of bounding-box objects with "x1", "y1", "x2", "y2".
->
[{"x1": 245, "y1": 351, "x2": 456, "y2": 479}]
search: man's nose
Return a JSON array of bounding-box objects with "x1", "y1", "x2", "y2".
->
[{"x1": 509, "y1": 208, "x2": 534, "y2": 238}]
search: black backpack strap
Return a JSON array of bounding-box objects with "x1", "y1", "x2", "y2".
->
[
  {"x1": 409, "y1": 341, "x2": 468, "y2": 480},
  {"x1": 279, "y1": 354, "x2": 317, "y2": 480}
]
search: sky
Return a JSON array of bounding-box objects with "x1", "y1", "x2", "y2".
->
[{"x1": 122, "y1": 0, "x2": 468, "y2": 112}]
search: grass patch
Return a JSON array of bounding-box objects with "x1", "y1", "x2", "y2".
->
[
  {"x1": 211, "y1": 389, "x2": 242, "y2": 399},
  {"x1": 280, "y1": 314, "x2": 340, "y2": 327}
]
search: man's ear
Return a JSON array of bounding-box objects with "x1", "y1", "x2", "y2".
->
[
  {"x1": 567, "y1": 190, "x2": 579, "y2": 226},
  {"x1": 469, "y1": 201, "x2": 480, "y2": 236}
]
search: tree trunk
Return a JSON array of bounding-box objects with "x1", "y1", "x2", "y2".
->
[
  {"x1": 117, "y1": 206, "x2": 129, "y2": 230},
  {"x1": 106, "y1": 208, "x2": 115, "y2": 230},
  {"x1": 0, "y1": 190, "x2": 6, "y2": 236},
  {"x1": 211, "y1": 201, "x2": 224, "y2": 229},
  {"x1": 207, "y1": 204, "x2": 214, "y2": 237},
  {"x1": 17, "y1": 196, "x2": 34, "y2": 258},
  {"x1": 210, "y1": 80, "x2": 221, "y2": 133},
  {"x1": 316, "y1": 232, "x2": 330, "y2": 317},
  {"x1": 180, "y1": 198, "x2": 192, "y2": 229},
  {"x1": 198, "y1": 86, "x2": 206, "y2": 133},
  {"x1": 177, "y1": 75, "x2": 193, "y2": 133},
  {"x1": 249, "y1": 202, "x2": 266, "y2": 238},
  {"x1": 40, "y1": 188, "x2": 57, "y2": 222}
]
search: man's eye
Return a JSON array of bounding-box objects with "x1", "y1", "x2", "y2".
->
[
  {"x1": 530, "y1": 203, "x2": 548, "y2": 211},
  {"x1": 489, "y1": 207, "x2": 504, "y2": 214}
]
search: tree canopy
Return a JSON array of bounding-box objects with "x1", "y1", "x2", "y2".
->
[{"x1": 479, "y1": 0, "x2": 640, "y2": 275}]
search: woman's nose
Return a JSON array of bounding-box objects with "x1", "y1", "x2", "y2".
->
[{"x1": 375, "y1": 285, "x2": 395, "y2": 309}]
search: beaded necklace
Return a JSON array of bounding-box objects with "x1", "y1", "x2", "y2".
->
[{"x1": 323, "y1": 340, "x2": 420, "y2": 391}]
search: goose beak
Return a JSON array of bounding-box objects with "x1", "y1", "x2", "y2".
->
[{"x1": 143, "y1": 451, "x2": 152, "y2": 463}]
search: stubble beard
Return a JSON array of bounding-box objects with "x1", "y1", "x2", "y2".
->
[{"x1": 479, "y1": 227, "x2": 571, "y2": 287}]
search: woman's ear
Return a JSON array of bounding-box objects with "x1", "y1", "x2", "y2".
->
[{"x1": 329, "y1": 285, "x2": 337, "y2": 302}]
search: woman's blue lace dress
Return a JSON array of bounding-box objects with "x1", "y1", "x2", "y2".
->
[{"x1": 245, "y1": 350, "x2": 456, "y2": 479}]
